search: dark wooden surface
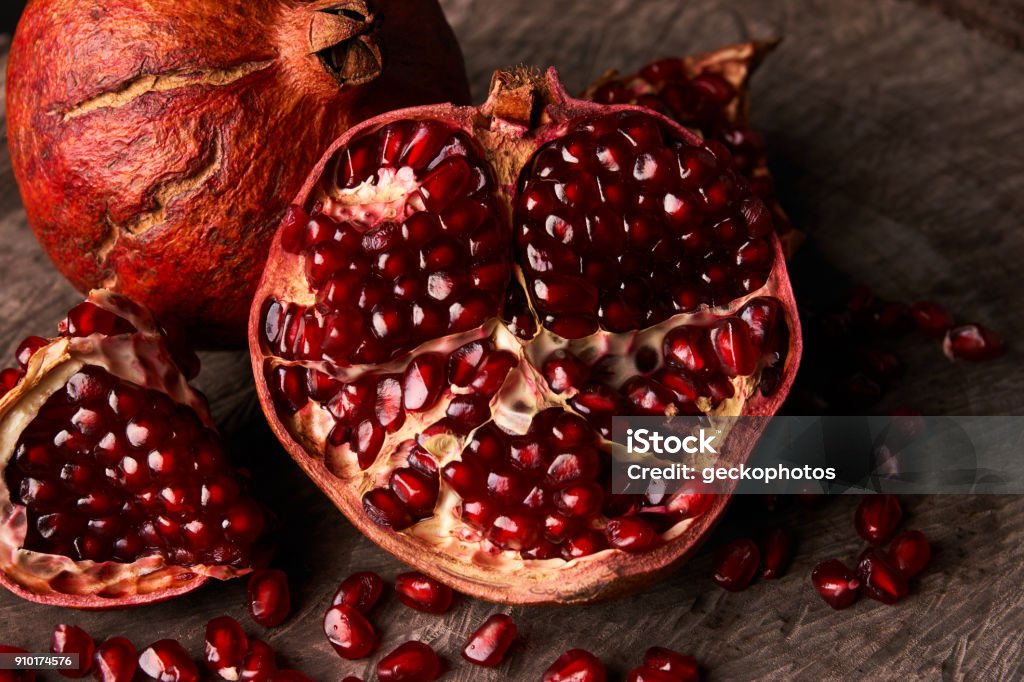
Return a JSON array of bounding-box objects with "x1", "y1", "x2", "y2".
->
[{"x1": 2, "y1": 0, "x2": 1024, "y2": 679}]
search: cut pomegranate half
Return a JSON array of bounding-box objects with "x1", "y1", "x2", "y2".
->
[
  {"x1": 0, "y1": 291, "x2": 264, "y2": 608},
  {"x1": 250, "y1": 68, "x2": 801, "y2": 604}
]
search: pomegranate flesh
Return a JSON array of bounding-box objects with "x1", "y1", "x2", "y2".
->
[
  {"x1": 250, "y1": 67, "x2": 801, "y2": 604},
  {"x1": 0, "y1": 291, "x2": 264, "y2": 608}
]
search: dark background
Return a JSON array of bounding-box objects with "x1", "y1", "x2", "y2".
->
[{"x1": 2, "y1": 0, "x2": 1024, "y2": 680}]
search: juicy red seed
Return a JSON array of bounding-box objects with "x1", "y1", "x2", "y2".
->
[
  {"x1": 395, "y1": 571, "x2": 454, "y2": 614},
  {"x1": 561, "y1": 530, "x2": 608, "y2": 560},
  {"x1": 362, "y1": 488, "x2": 414, "y2": 530},
  {"x1": 663, "y1": 326, "x2": 713, "y2": 373},
  {"x1": 605, "y1": 516, "x2": 656, "y2": 553},
  {"x1": 441, "y1": 459, "x2": 485, "y2": 498},
  {"x1": 51, "y1": 624, "x2": 94, "y2": 678},
  {"x1": 0, "y1": 367, "x2": 22, "y2": 396},
  {"x1": 854, "y1": 494, "x2": 903, "y2": 545},
  {"x1": 710, "y1": 318, "x2": 758, "y2": 376},
  {"x1": 138, "y1": 640, "x2": 199, "y2": 682},
  {"x1": 239, "y1": 639, "x2": 277, "y2": 682},
  {"x1": 461, "y1": 499, "x2": 498, "y2": 529},
  {"x1": 712, "y1": 538, "x2": 760, "y2": 591},
  {"x1": 626, "y1": 668, "x2": 678, "y2": 682},
  {"x1": 402, "y1": 353, "x2": 446, "y2": 411},
  {"x1": 888, "y1": 530, "x2": 931, "y2": 578},
  {"x1": 280, "y1": 205, "x2": 309, "y2": 253},
  {"x1": 811, "y1": 559, "x2": 861, "y2": 610},
  {"x1": 350, "y1": 420, "x2": 385, "y2": 468},
  {"x1": 247, "y1": 569, "x2": 291, "y2": 627},
  {"x1": 943, "y1": 323, "x2": 1004, "y2": 361},
  {"x1": 643, "y1": 647, "x2": 699, "y2": 681},
  {"x1": 757, "y1": 527, "x2": 794, "y2": 579},
  {"x1": 543, "y1": 649, "x2": 607, "y2": 682},
  {"x1": 377, "y1": 641, "x2": 441, "y2": 682},
  {"x1": 15, "y1": 335, "x2": 48, "y2": 368},
  {"x1": 461, "y1": 614, "x2": 517, "y2": 667},
  {"x1": 857, "y1": 547, "x2": 909, "y2": 604},
  {"x1": 333, "y1": 571, "x2": 384, "y2": 613},
  {"x1": 488, "y1": 512, "x2": 541, "y2": 551},
  {"x1": 63, "y1": 302, "x2": 136, "y2": 337},
  {"x1": 323, "y1": 604, "x2": 377, "y2": 660},
  {"x1": 92, "y1": 637, "x2": 138, "y2": 682},
  {"x1": 554, "y1": 482, "x2": 604, "y2": 518},
  {"x1": 204, "y1": 616, "x2": 248, "y2": 678},
  {"x1": 911, "y1": 301, "x2": 954, "y2": 336},
  {"x1": 390, "y1": 467, "x2": 439, "y2": 517}
]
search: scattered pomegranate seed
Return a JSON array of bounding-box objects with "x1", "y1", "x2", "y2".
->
[
  {"x1": 323, "y1": 604, "x2": 377, "y2": 660},
  {"x1": 204, "y1": 616, "x2": 248, "y2": 680},
  {"x1": 811, "y1": 559, "x2": 860, "y2": 610},
  {"x1": 461, "y1": 613, "x2": 517, "y2": 667},
  {"x1": 137, "y1": 640, "x2": 199, "y2": 682},
  {"x1": 394, "y1": 571, "x2": 454, "y2": 614},
  {"x1": 943, "y1": 324, "x2": 1004, "y2": 361},
  {"x1": 0, "y1": 645, "x2": 34, "y2": 682},
  {"x1": 888, "y1": 530, "x2": 931, "y2": 578},
  {"x1": 543, "y1": 649, "x2": 607, "y2": 682},
  {"x1": 50, "y1": 624, "x2": 94, "y2": 678},
  {"x1": 856, "y1": 547, "x2": 909, "y2": 604},
  {"x1": 712, "y1": 538, "x2": 760, "y2": 591},
  {"x1": 239, "y1": 639, "x2": 277, "y2": 682},
  {"x1": 606, "y1": 516, "x2": 657, "y2": 553},
  {"x1": 247, "y1": 569, "x2": 291, "y2": 627},
  {"x1": 92, "y1": 637, "x2": 138, "y2": 682},
  {"x1": 910, "y1": 301, "x2": 953, "y2": 336},
  {"x1": 854, "y1": 495, "x2": 902, "y2": 545},
  {"x1": 643, "y1": 646, "x2": 699, "y2": 681},
  {"x1": 332, "y1": 571, "x2": 384, "y2": 613},
  {"x1": 757, "y1": 527, "x2": 794, "y2": 579},
  {"x1": 377, "y1": 641, "x2": 442, "y2": 682}
]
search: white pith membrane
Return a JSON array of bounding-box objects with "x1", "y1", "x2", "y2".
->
[
  {"x1": 0, "y1": 292, "x2": 248, "y2": 603},
  {"x1": 256, "y1": 97, "x2": 799, "y2": 593}
]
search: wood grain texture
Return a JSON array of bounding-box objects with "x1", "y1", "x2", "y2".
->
[{"x1": 2, "y1": 0, "x2": 1024, "y2": 679}]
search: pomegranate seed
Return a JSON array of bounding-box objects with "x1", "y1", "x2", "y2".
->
[
  {"x1": 323, "y1": 604, "x2": 377, "y2": 659},
  {"x1": 51, "y1": 624, "x2": 94, "y2": 678},
  {"x1": 605, "y1": 517, "x2": 656, "y2": 553},
  {"x1": 247, "y1": 569, "x2": 291, "y2": 627},
  {"x1": 488, "y1": 512, "x2": 541, "y2": 551},
  {"x1": 757, "y1": 527, "x2": 794, "y2": 579},
  {"x1": 332, "y1": 571, "x2": 384, "y2": 613},
  {"x1": 643, "y1": 646, "x2": 699, "y2": 681},
  {"x1": 377, "y1": 641, "x2": 442, "y2": 682},
  {"x1": 239, "y1": 639, "x2": 277, "y2": 682},
  {"x1": 626, "y1": 668, "x2": 678, "y2": 682},
  {"x1": 811, "y1": 559, "x2": 860, "y2": 610},
  {"x1": 362, "y1": 488, "x2": 414, "y2": 530},
  {"x1": 710, "y1": 318, "x2": 758, "y2": 376},
  {"x1": 137, "y1": 640, "x2": 199, "y2": 682},
  {"x1": 204, "y1": 616, "x2": 248, "y2": 679},
  {"x1": 92, "y1": 637, "x2": 137, "y2": 682},
  {"x1": 857, "y1": 547, "x2": 909, "y2": 604},
  {"x1": 542, "y1": 350, "x2": 590, "y2": 392},
  {"x1": 461, "y1": 614, "x2": 517, "y2": 667},
  {"x1": 888, "y1": 530, "x2": 931, "y2": 578},
  {"x1": 911, "y1": 301, "x2": 953, "y2": 336},
  {"x1": 854, "y1": 495, "x2": 902, "y2": 545},
  {"x1": 395, "y1": 571, "x2": 454, "y2": 614},
  {"x1": 0, "y1": 645, "x2": 34, "y2": 682},
  {"x1": 543, "y1": 649, "x2": 607, "y2": 682},
  {"x1": 943, "y1": 323, "x2": 1004, "y2": 361},
  {"x1": 712, "y1": 538, "x2": 760, "y2": 591},
  {"x1": 15, "y1": 336, "x2": 48, "y2": 368}
]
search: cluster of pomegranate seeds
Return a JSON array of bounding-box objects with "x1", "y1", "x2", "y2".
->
[
  {"x1": 2, "y1": 364, "x2": 263, "y2": 566},
  {"x1": 377, "y1": 641, "x2": 442, "y2": 682},
  {"x1": 50, "y1": 624, "x2": 94, "y2": 678},
  {"x1": 461, "y1": 614, "x2": 517, "y2": 667},
  {"x1": 395, "y1": 571, "x2": 454, "y2": 613},
  {"x1": 247, "y1": 569, "x2": 291, "y2": 627},
  {"x1": 543, "y1": 649, "x2": 607, "y2": 682}
]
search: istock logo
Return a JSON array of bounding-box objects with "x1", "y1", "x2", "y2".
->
[{"x1": 626, "y1": 428, "x2": 718, "y2": 455}]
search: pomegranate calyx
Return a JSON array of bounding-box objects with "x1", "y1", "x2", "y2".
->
[{"x1": 307, "y1": 0, "x2": 383, "y2": 86}]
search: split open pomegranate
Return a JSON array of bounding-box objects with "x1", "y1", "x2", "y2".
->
[
  {"x1": 0, "y1": 291, "x2": 264, "y2": 608},
  {"x1": 250, "y1": 67, "x2": 801, "y2": 604}
]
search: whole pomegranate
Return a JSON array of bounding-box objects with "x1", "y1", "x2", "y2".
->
[
  {"x1": 6, "y1": 0, "x2": 469, "y2": 346},
  {"x1": 0, "y1": 291, "x2": 265, "y2": 608},
  {"x1": 250, "y1": 67, "x2": 802, "y2": 604}
]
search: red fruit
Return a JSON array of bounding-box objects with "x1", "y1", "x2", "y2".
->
[
  {"x1": 857, "y1": 548, "x2": 909, "y2": 604},
  {"x1": 250, "y1": 65, "x2": 801, "y2": 604},
  {"x1": 93, "y1": 638, "x2": 138, "y2": 682},
  {"x1": 204, "y1": 616, "x2": 248, "y2": 680},
  {"x1": 239, "y1": 640, "x2": 276, "y2": 682},
  {"x1": 137, "y1": 640, "x2": 199, "y2": 682},
  {"x1": 0, "y1": 291, "x2": 263, "y2": 608},
  {"x1": 643, "y1": 647, "x2": 699, "y2": 681},
  {"x1": 757, "y1": 527, "x2": 794, "y2": 579},
  {"x1": 811, "y1": 559, "x2": 860, "y2": 610},
  {"x1": 377, "y1": 641, "x2": 442, "y2": 682},
  {"x1": 0, "y1": 645, "x2": 35, "y2": 682},
  {"x1": 323, "y1": 604, "x2": 377, "y2": 660},
  {"x1": 395, "y1": 572, "x2": 454, "y2": 614},
  {"x1": 461, "y1": 614, "x2": 517, "y2": 667},
  {"x1": 911, "y1": 301, "x2": 954, "y2": 336},
  {"x1": 888, "y1": 530, "x2": 931, "y2": 578},
  {"x1": 943, "y1": 324, "x2": 1004, "y2": 361},
  {"x1": 51, "y1": 624, "x2": 94, "y2": 678},
  {"x1": 7, "y1": 0, "x2": 470, "y2": 346},
  {"x1": 332, "y1": 571, "x2": 384, "y2": 614},
  {"x1": 543, "y1": 649, "x2": 607, "y2": 682},
  {"x1": 712, "y1": 538, "x2": 760, "y2": 591},
  {"x1": 247, "y1": 570, "x2": 291, "y2": 627},
  {"x1": 854, "y1": 495, "x2": 902, "y2": 545}
]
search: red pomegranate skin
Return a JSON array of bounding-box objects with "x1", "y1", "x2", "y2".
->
[{"x1": 6, "y1": 0, "x2": 470, "y2": 346}]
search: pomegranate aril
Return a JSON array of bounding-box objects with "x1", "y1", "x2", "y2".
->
[
  {"x1": 402, "y1": 353, "x2": 445, "y2": 411},
  {"x1": 63, "y1": 302, "x2": 136, "y2": 337},
  {"x1": 606, "y1": 517, "x2": 656, "y2": 553},
  {"x1": 51, "y1": 624, "x2": 94, "y2": 678},
  {"x1": 488, "y1": 512, "x2": 541, "y2": 551},
  {"x1": 389, "y1": 466, "x2": 438, "y2": 516},
  {"x1": 757, "y1": 527, "x2": 793, "y2": 579},
  {"x1": 204, "y1": 616, "x2": 248, "y2": 679},
  {"x1": 889, "y1": 530, "x2": 931, "y2": 578},
  {"x1": 554, "y1": 482, "x2": 604, "y2": 518},
  {"x1": 332, "y1": 571, "x2": 384, "y2": 614},
  {"x1": 857, "y1": 547, "x2": 909, "y2": 604},
  {"x1": 943, "y1": 324, "x2": 1004, "y2": 361},
  {"x1": 854, "y1": 495, "x2": 902, "y2": 545},
  {"x1": 461, "y1": 613, "x2": 517, "y2": 667},
  {"x1": 712, "y1": 538, "x2": 760, "y2": 591},
  {"x1": 377, "y1": 641, "x2": 441, "y2": 682},
  {"x1": 811, "y1": 559, "x2": 860, "y2": 610},
  {"x1": 911, "y1": 301, "x2": 954, "y2": 336},
  {"x1": 247, "y1": 569, "x2": 291, "y2": 628},
  {"x1": 92, "y1": 637, "x2": 137, "y2": 682},
  {"x1": 643, "y1": 647, "x2": 699, "y2": 681},
  {"x1": 138, "y1": 640, "x2": 199, "y2": 682},
  {"x1": 561, "y1": 530, "x2": 607, "y2": 560},
  {"x1": 239, "y1": 640, "x2": 276, "y2": 682},
  {"x1": 323, "y1": 604, "x2": 377, "y2": 659},
  {"x1": 395, "y1": 571, "x2": 454, "y2": 614},
  {"x1": 362, "y1": 488, "x2": 414, "y2": 530},
  {"x1": 15, "y1": 336, "x2": 48, "y2": 368},
  {"x1": 543, "y1": 649, "x2": 607, "y2": 682}
]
